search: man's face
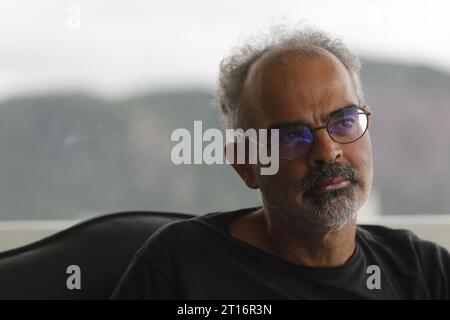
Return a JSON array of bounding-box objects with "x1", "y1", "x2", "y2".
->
[{"x1": 241, "y1": 50, "x2": 373, "y2": 229}]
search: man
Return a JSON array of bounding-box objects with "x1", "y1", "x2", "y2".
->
[{"x1": 111, "y1": 24, "x2": 450, "y2": 299}]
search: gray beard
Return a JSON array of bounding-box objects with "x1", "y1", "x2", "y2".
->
[
  {"x1": 300, "y1": 185, "x2": 358, "y2": 229},
  {"x1": 264, "y1": 183, "x2": 359, "y2": 231}
]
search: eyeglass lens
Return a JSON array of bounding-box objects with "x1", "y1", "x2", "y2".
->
[{"x1": 277, "y1": 106, "x2": 369, "y2": 160}]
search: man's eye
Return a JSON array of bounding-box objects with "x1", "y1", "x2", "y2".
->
[
  {"x1": 339, "y1": 118, "x2": 355, "y2": 128},
  {"x1": 283, "y1": 130, "x2": 307, "y2": 141},
  {"x1": 287, "y1": 132, "x2": 303, "y2": 138}
]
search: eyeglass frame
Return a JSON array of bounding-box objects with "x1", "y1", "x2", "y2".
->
[{"x1": 243, "y1": 104, "x2": 372, "y2": 160}]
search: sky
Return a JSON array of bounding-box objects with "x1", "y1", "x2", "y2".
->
[{"x1": 1, "y1": 0, "x2": 449, "y2": 99}]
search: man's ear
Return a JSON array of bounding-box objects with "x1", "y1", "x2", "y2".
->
[{"x1": 224, "y1": 143, "x2": 259, "y2": 189}]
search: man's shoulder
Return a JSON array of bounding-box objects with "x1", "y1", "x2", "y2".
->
[
  {"x1": 356, "y1": 224, "x2": 449, "y2": 261},
  {"x1": 357, "y1": 224, "x2": 419, "y2": 243},
  {"x1": 134, "y1": 209, "x2": 236, "y2": 260},
  {"x1": 357, "y1": 224, "x2": 450, "y2": 298},
  {"x1": 140, "y1": 207, "x2": 258, "y2": 246}
]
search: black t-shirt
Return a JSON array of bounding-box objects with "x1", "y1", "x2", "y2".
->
[{"x1": 110, "y1": 207, "x2": 450, "y2": 299}]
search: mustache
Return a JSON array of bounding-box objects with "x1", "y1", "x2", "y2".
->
[{"x1": 299, "y1": 163, "x2": 359, "y2": 195}]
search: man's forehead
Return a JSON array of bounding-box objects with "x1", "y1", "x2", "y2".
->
[{"x1": 242, "y1": 51, "x2": 358, "y2": 129}]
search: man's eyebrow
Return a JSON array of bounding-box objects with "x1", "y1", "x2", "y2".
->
[
  {"x1": 268, "y1": 119, "x2": 309, "y2": 130},
  {"x1": 267, "y1": 104, "x2": 358, "y2": 130}
]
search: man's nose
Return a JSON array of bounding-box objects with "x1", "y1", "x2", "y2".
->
[{"x1": 306, "y1": 128, "x2": 343, "y2": 167}]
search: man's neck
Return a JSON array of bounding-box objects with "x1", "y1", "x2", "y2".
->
[
  {"x1": 228, "y1": 207, "x2": 356, "y2": 268},
  {"x1": 262, "y1": 207, "x2": 357, "y2": 267}
]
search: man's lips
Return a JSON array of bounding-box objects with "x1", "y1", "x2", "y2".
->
[{"x1": 308, "y1": 176, "x2": 351, "y2": 194}]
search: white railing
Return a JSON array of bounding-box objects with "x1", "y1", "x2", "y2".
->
[
  {"x1": 0, "y1": 220, "x2": 78, "y2": 253},
  {"x1": 0, "y1": 216, "x2": 450, "y2": 253}
]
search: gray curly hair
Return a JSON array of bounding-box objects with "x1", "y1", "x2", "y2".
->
[{"x1": 215, "y1": 22, "x2": 365, "y2": 130}]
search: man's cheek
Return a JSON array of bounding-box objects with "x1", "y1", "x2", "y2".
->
[
  {"x1": 258, "y1": 174, "x2": 286, "y2": 191},
  {"x1": 358, "y1": 136, "x2": 373, "y2": 170},
  {"x1": 274, "y1": 175, "x2": 299, "y2": 193},
  {"x1": 358, "y1": 150, "x2": 373, "y2": 182}
]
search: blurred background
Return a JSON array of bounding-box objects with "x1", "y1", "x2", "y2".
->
[{"x1": 0, "y1": 0, "x2": 449, "y2": 221}]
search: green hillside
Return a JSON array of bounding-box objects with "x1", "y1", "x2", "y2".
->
[{"x1": 0, "y1": 59, "x2": 449, "y2": 219}]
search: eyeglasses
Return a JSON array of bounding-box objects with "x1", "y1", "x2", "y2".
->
[{"x1": 266, "y1": 105, "x2": 371, "y2": 160}]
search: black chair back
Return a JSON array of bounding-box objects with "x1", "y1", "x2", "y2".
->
[{"x1": 0, "y1": 211, "x2": 193, "y2": 299}]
